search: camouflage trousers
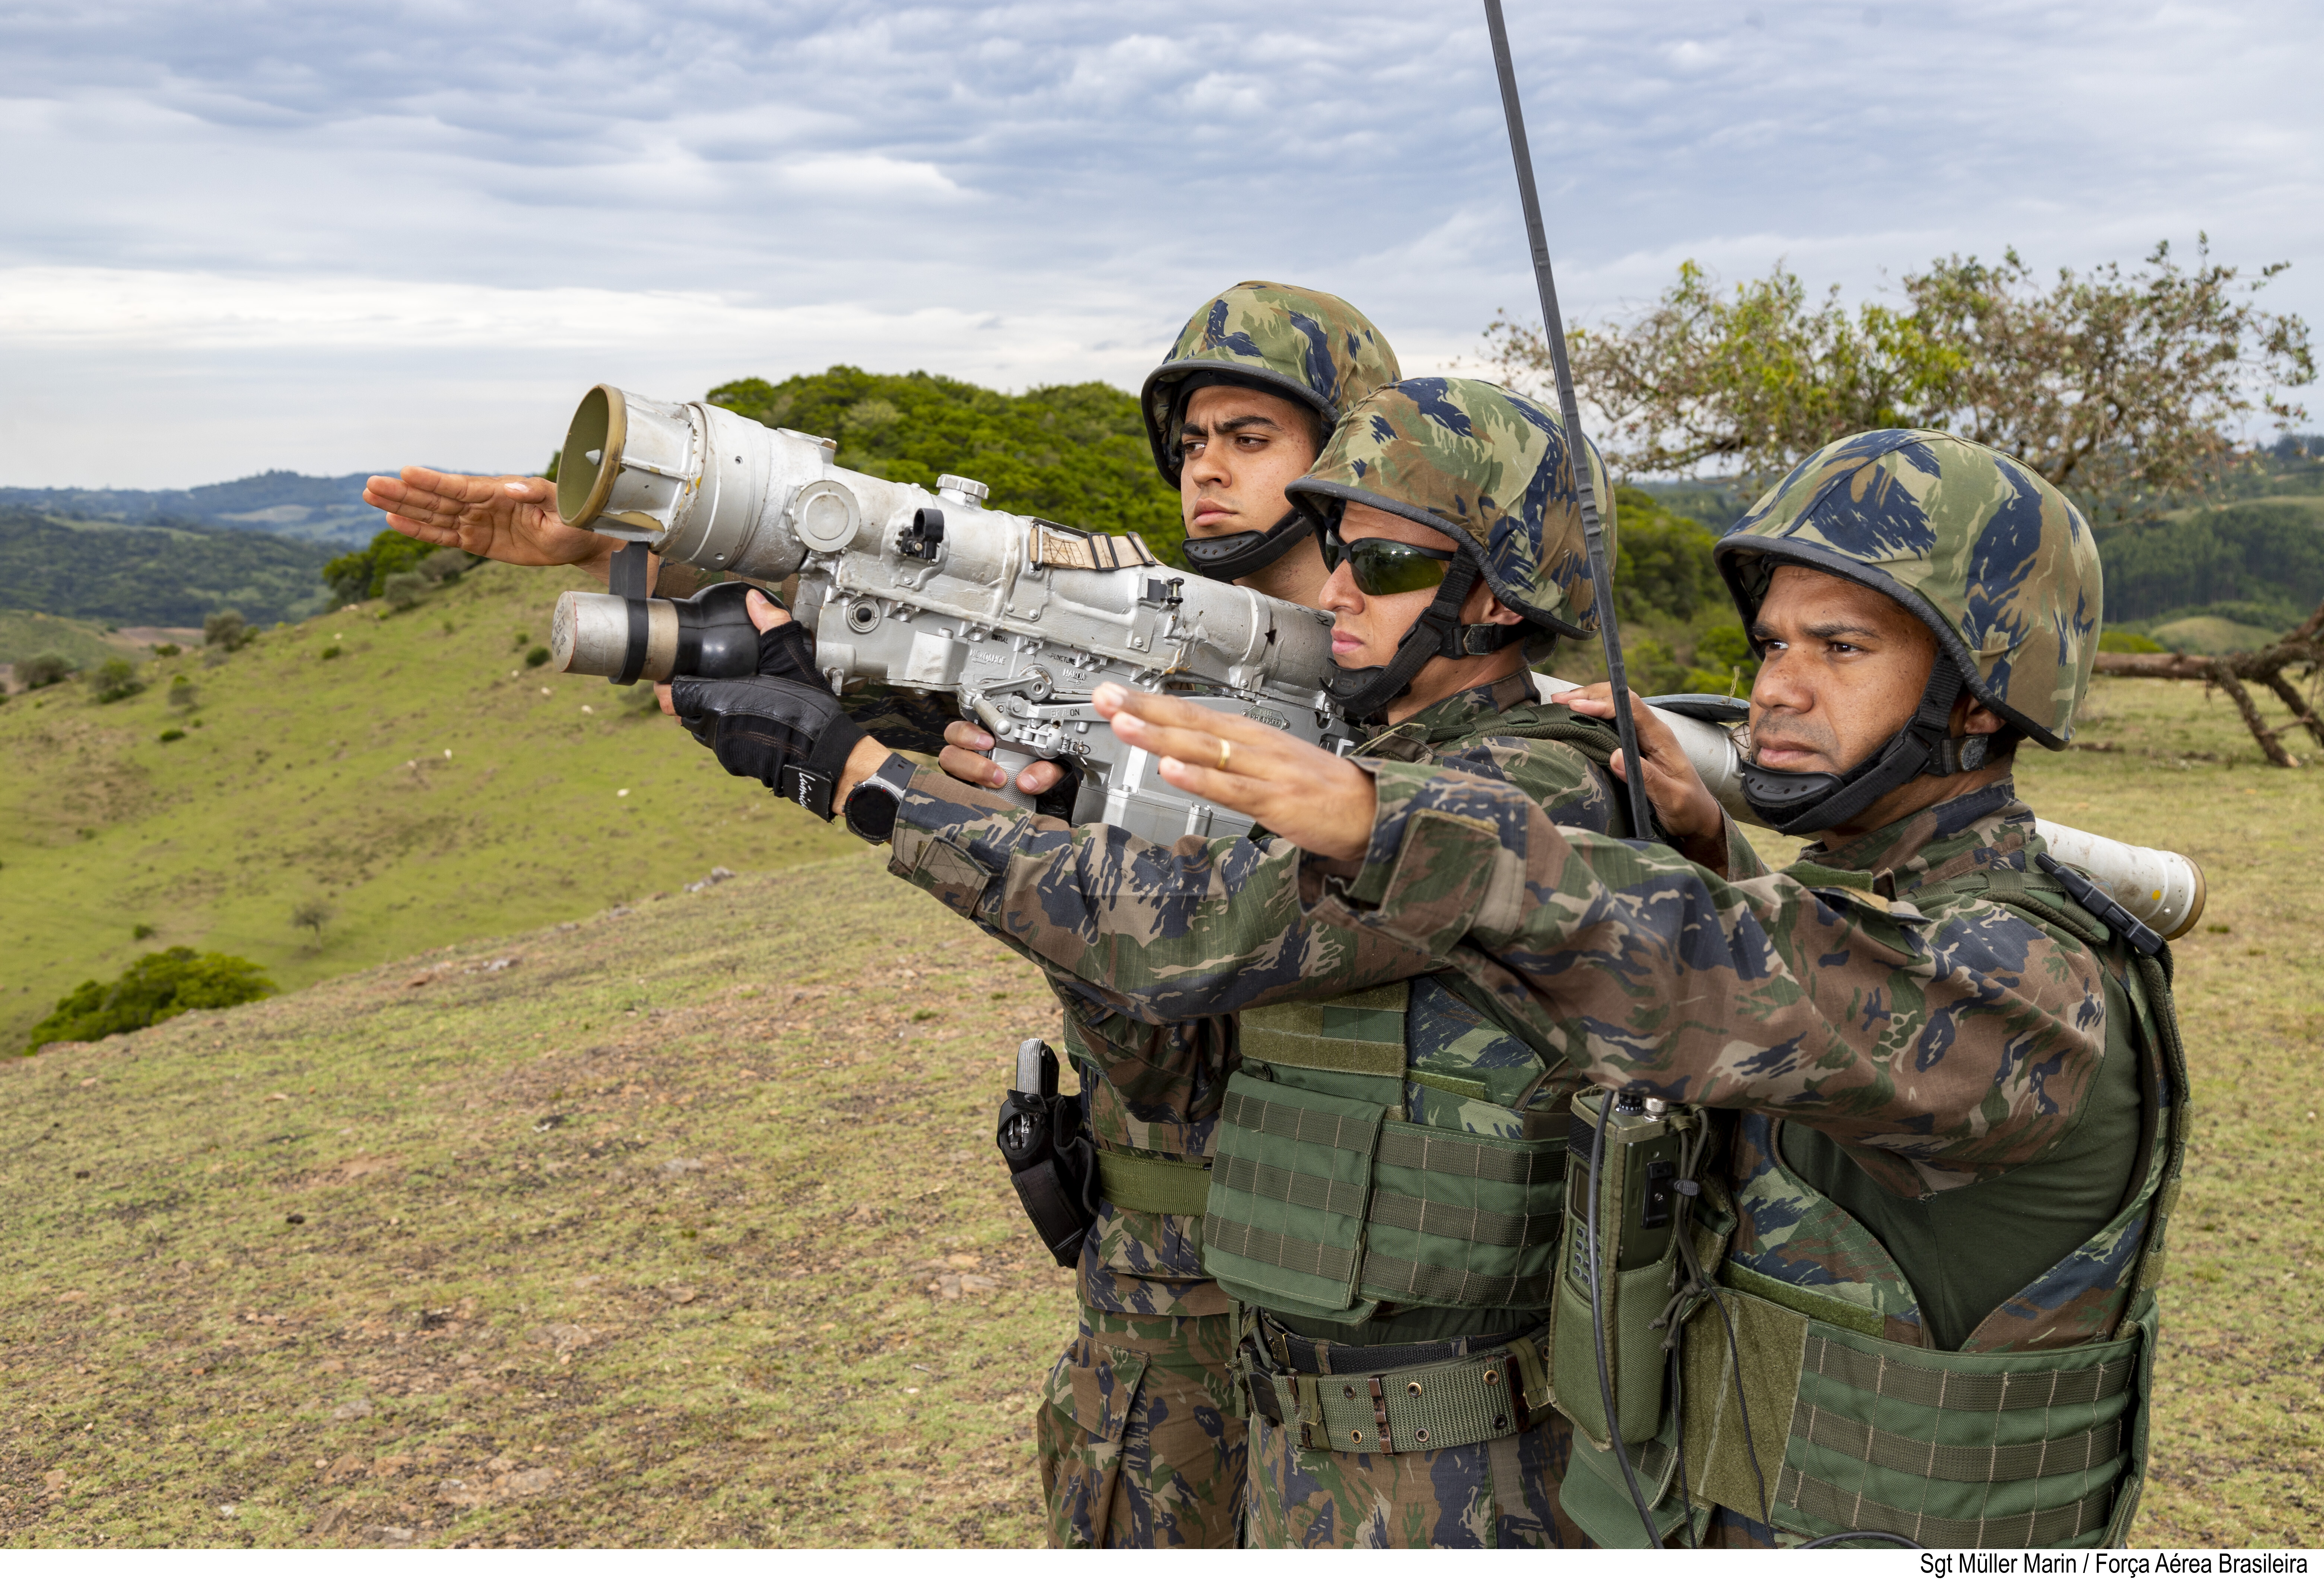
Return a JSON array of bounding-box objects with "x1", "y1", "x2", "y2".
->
[
  {"x1": 1244, "y1": 1409, "x2": 1591, "y2": 1547},
  {"x1": 1034, "y1": 1306, "x2": 1246, "y2": 1548}
]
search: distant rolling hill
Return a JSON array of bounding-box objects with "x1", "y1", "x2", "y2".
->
[
  {"x1": 0, "y1": 558, "x2": 857, "y2": 1051},
  {"x1": 0, "y1": 507, "x2": 340, "y2": 628},
  {"x1": 0, "y1": 470, "x2": 419, "y2": 547},
  {"x1": 0, "y1": 608, "x2": 153, "y2": 673}
]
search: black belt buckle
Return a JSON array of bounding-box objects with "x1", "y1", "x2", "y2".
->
[{"x1": 1238, "y1": 1332, "x2": 1285, "y2": 1425}]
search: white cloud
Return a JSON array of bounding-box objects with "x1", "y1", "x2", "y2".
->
[
  {"x1": 0, "y1": 0, "x2": 2317, "y2": 486},
  {"x1": 779, "y1": 153, "x2": 964, "y2": 199}
]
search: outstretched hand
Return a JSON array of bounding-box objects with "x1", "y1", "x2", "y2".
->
[
  {"x1": 362, "y1": 467, "x2": 615, "y2": 572},
  {"x1": 1558, "y1": 683, "x2": 1728, "y2": 866},
  {"x1": 1096, "y1": 684, "x2": 1376, "y2": 861}
]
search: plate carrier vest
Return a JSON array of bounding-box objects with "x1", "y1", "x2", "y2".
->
[
  {"x1": 1200, "y1": 712, "x2": 1627, "y2": 1458},
  {"x1": 1553, "y1": 863, "x2": 2190, "y2": 1549}
]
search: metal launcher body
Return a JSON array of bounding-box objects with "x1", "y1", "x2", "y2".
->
[{"x1": 547, "y1": 384, "x2": 1350, "y2": 844}]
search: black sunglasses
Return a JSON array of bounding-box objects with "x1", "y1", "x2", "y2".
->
[{"x1": 1319, "y1": 522, "x2": 1458, "y2": 597}]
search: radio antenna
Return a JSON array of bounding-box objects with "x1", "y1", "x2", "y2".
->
[{"x1": 1482, "y1": 0, "x2": 1652, "y2": 840}]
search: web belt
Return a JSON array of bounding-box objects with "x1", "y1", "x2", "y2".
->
[{"x1": 1241, "y1": 1316, "x2": 1552, "y2": 1455}]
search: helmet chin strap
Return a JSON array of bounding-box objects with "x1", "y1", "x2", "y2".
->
[
  {"x1": 1740, "y1": 661, "x2": 1997, "y2": 837},
  {"x1": 1324, "y1": 557, "x2": 1528, "y2": 722},
  {"x1": 1182, "y1": 510, "x2": 1311, "y2": 583}
]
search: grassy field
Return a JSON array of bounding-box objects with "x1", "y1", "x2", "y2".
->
[
  {"x1": 0, "y1": 560, "x2": 858, "y2": 1052},
  {"x1": 0, "y1": 609, "x2": 151, "y2": 678},
  {"x1": 2143, "y1": 614, "x2": 2290, "y2": 655},
  {"x1": 0, "y1": 672, "x2": 2317, "y2": 1547},
  {"x1": 1, "y1": 856, "x2": 1073, "y2": 1547}
]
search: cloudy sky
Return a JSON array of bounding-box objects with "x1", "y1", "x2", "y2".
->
[{"x1": 2, "y1": 0, "x2": 2318, "y2": 488}]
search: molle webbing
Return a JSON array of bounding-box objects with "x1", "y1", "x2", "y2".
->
[
  {"x1": 1800, "y1": 1332, "x2": 2137, "y2": 1413},
  {"x1": 1208, "y1": 1218, "x2": 1353, "y2": 1285},
  {"x1": 1205, "y1": 1086, "x2": 1566, "y2": 1314},
  {"x1": 1094, "y1": 1149, "x2": 1213, "y2": 1218},
  {"x1": 1220, "y1": 1093, "x2": 1563, "y2": 1187},
  {"x1": 1208, "y1": 1140, "x2": 1563, "y2": 1310},
  {"x1": 1204, "y1": 981, "x2": 1568, "y2": 1322},
  {"x1": 1777, "y1": 1468, "x2": 2115, "y2": 1549},
  {"x1": 1218, "y1": 1088, "x2": 1378, "y2": 1154},
  {"x1": 1671, "y1": 1290, "x2": 2142, "y2": 1550},
  {"x1": 1787, "y1": 1399, "x2": 2125, "y2": 1482}
]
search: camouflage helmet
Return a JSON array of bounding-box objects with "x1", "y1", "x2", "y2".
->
[
  {"x1": 1140, "y1": 281, "x2": 1402, "y2": 485},
  {"x1": 1713, "y1": 429, "x2": 2101, "y2": 748},
  {"x1": 1286, "y1": 376, "x2": 1616, "y2": 639}
]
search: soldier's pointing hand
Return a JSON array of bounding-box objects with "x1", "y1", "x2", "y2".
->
[{"x1": 362, "y1": 466, "x2": 616, "y2": 572}]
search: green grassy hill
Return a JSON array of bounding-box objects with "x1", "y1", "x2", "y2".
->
[
  {"x1": 0, "y1": 609, "x2": 152, "y2": 674},
  {"x1": 2144, "y1": 613, "x2": 2291, "y2": 655},
  {"x1": 0, "y1": 675, "x2": 2313, "y2": 1546},
  {"x1": 0, "y1": 559, "x2": 858, "y2": 1052},
  {"x1": 0, "y1": 855, "x2": 1070, "y2": 1546}
]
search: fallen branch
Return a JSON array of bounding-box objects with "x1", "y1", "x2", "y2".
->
[{"x1": 2092, "y1": 598, "x2": 2324, "y2": 764}]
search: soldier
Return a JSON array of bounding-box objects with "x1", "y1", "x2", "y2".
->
[
  {"x1": 1093, "y1": 428, "x2": 2184, "y2": 1548},
  {"x1": 668, "y1": 374, "x2": 1650, "y2": 1547},
  {"x1": 941, "y1": 282, "x2": 1402, "y2": 1548},
  {"x1": 359, "y1": 282, "x2": 1406, "y2": 1548}
]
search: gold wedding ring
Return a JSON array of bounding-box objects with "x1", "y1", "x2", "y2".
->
[{"x1": 1215, "y1": 739, "x2": 1234, "y2": 773}]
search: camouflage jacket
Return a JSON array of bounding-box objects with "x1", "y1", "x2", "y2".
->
[
  {"x1": 882, "y1": 671, "x2": 1631, "y2": 1315},
  {"x1": 1306, "y1": 770, "x2": 2117, "y2": 1200}
]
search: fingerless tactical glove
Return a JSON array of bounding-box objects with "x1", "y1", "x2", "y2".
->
[{"x1": 753, "y1": 617, "x2": 821, "y2": 686}]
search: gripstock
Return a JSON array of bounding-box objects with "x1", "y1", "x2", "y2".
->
[
  {"x1": 545, "y1": 383, "x2": 1352, "y2": 844},
  {"x1": 1555, "y1": 685, "x2": 2207, "y2": 941}
]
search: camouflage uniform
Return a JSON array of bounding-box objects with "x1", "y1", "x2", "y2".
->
[
  {"x1": 1200, "y1": 432, "x2": 2184, "y2": 1547},
  {"x1": 889, "y1": 379, "x2": 1639, "y2": 1548},
  {"x1": 1025, "y1": 284, "x2": 1405, "y2": 1547},
  {"x1": 841, "y1": 684, "x2": 966, "y2": 760}
]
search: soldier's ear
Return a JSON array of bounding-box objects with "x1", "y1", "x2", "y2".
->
[{"x1": 1958, "y1": 697, "x2": 2007, "y2": 737}]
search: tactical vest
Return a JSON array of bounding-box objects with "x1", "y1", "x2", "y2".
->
[
  {"x1": 1197, "y1": 713, "x2": 1628, "y2": 1455},
  {"x1": 1097, "y1": 703, "x2": 1624, "y2": 1234},
  {"x1": 1203, "y1": 977, "x2": 1573, "y2": 1326},
  {"x1": 1554, "y1": 867, "x2": 2190, "y2": 1549}
]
